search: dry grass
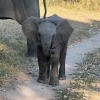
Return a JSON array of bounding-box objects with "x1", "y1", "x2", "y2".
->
[
  {"x1": 73, "y1": 48, "x2": 100, "y2": 100},
  {"x1": 0, "y1": 20, "x2": 37, "y2": 88},
  {"x1": 40, "y1": 1, "x2": 100, "y2": 21},
  {"x1": 56, "y1": 48, "x2": 100, "y2": 100},
  {"x1": 40, "y1": 1, "x2": 100, "y2": 44}
]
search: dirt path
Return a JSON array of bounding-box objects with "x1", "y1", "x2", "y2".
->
[
  {"x1": 65, "y1": 32, "x2": 100, "y2": 79},
  {"x1": 0, "y1": 32, "x2": 100, "y2": 100}
]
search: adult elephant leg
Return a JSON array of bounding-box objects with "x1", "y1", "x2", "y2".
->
[
  {"x1": 59, "y1": 43, "x2": 68, "y2": 80},
  {"x1": 26, "y1": 39, "x2": 37, "y2": 57},
  {"x1": 37, "y1": 46, "x2": 49, "y2": 84}
]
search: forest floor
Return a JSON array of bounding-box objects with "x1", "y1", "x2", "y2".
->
[{"x1": 0, "y1": 8, "x2": 100, "y2": 100}]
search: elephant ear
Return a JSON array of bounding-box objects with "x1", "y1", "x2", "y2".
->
[
  {"x1": 22, "y1": 16, "x2": 42, "y2": 44},
  {"x1": 47, "y1": 14, "x2": 73, "y2": 48}
]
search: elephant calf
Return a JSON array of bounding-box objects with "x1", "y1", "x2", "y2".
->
[{"x1": 22, "y1": 14, "x2": 73, "y2": 86}]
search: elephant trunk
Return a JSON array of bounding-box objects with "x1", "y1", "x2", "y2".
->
[{"x1": 41, "y1": 36, "x2": 52, "y2": 56}]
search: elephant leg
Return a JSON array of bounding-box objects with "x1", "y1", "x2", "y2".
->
[
  {"x1": 50, "y1": 56, "x2": 59, "y2": 86},
  {"x1": 49, "y1": 47, "x2": 60, "y2": 86},
  {"x1": 37, "y1": 46, "x2": 49, "y2": 84},
  {"x1": 47, "y1": 61, "x2": 50, "y2": 79},
  {"x1": 59, "y1": 43, "x2": 68, "y2": 80},
  {"x1": 26, "y1": 39, "x2": 37, "y2": 57}
]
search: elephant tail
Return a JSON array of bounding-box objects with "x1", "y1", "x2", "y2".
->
[{"x1": 43, "y1": 0, "x2": 47, "y2": 19}]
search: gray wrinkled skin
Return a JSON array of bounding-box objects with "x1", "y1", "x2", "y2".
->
[
  {"x1": 22, "y1": 14, "x2": 73, "y2": 86},
  {"x1": 38, "y1": 21, "x2": 56, "y2": 56},
  {"x1": 0, "y1": 0, "x2": 40, "y2": 24}
]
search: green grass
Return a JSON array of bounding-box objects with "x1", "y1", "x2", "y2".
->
[{"x1": 56, "y1": 48, "x2": 100, "y2": 100}]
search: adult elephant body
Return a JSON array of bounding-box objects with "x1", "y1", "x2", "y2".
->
[{"x1": 0, "y1": 0, "x2": 47, "y2": 56}]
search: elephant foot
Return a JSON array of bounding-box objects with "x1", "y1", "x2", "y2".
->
[
  {"x1": 49, "y1": 76, "x2": 59, "y2": 86},
  {"x1": 37, "y1": 77, "x2": 48, "y2": 84},
  {"x1": 25, "y1": 50, "x2": 37, "y2": 57},
  {"x1": 59, "y1": 74, "x2": 66, "y2": 80}
]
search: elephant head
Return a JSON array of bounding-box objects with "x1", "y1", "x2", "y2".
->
[{"x1": 22, "y1": 14, "x2": 73, "y2": 56}]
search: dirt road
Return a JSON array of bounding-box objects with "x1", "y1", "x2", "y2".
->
[{"x1": 0, "y1": 31, "x2": 100, "y2": 100}]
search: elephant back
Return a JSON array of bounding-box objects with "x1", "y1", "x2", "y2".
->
[
  {"x1": 0, "y1": 0, "x2": 15, "y2": 19},
  {"x1": 0, "y1": 0, "x2": 40, "y2": 24},
  {"x1": 13, "y1": 0, "x2": 40, "y2": 24}
]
